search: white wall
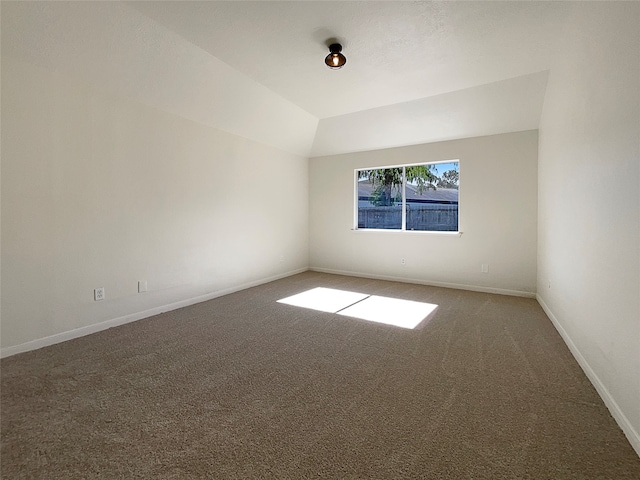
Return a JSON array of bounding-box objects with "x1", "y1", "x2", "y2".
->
[
  {"x1": 309, "y1": 131, "x2": 538, "y2": 296},
  {"x1": 311, "y1": 72, "x2": 548, "y2": 157},
  {"x1": 1, "y1": 56, "x2": 309, "y2": 352},
  {"x1": 537, "y1": 3, "x2": 640, "y2": 453},
  {"x1": 1, "y1": 1, "x2": 318, "y2": 157}
]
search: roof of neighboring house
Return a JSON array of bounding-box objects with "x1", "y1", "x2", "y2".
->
[{"x1": 357, "y1": 180, "x2": 459, "y2": 203}]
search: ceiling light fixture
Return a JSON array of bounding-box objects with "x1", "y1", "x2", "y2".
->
[{"x1": 325, "y1": 43, "x2": 346, "y2": 70}]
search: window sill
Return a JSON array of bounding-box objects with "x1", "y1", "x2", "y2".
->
[{"x1": 351, "y1": 229, "x2": 462, "y2": 237}]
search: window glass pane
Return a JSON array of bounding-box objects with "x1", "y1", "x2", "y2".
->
[
  {"x1": 407, "y1": 161, "x2": 459, "y2": 231},
  {"x1": 355, "y1": 161, "x2": 459, "y2": 232},
  {"x1": 357, "y1": 168, "x2": 403, "y2": 229}
]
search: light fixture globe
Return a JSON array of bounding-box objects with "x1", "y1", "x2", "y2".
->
[{"x1": 325, "y1": 43, "x2": 346, "y2": 69}]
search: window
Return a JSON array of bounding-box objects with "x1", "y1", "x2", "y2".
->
[{"x1": 356, "y1": 161, "x2": 459, "y2": 232}]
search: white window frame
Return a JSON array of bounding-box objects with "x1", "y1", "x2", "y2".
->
[{"x1": 354, "y1": 160, "x2": 460, "y2": 234}]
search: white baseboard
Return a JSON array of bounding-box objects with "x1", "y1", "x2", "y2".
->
[
  {"x1": 0, "y1": 268, "x2": 308, "y2": 359},
  {"x1": 537, "y1": 294, "x2": 640, "y2": 458},
  {"x1": 309, "y1": 267, "x2": 536, "y2": 298}
]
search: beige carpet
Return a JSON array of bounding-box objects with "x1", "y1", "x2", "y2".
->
[{"x1": 2, "y1": 272, "x2": 639, "y2": 479}]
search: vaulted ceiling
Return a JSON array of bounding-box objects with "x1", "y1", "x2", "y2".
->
[{"x1": 2, "y1": 1, "x2": 574, "y2": 157}]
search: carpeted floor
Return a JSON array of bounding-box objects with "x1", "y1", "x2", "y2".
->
[{"x1": 2, "y1": 272, "x2": 639, "y2": 479}]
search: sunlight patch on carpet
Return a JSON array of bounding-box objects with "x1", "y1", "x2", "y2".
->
[
  {"x1": 277, "y1": 287, "x2": 438, "y2": 329},
  {"x1": 277, "y1": 287, "x2": 369, "y2": 313},
  {"x1": 338, "y1": 295, "x2": 438, "y2": 329}
]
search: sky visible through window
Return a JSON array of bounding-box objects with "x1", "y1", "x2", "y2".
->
[
  {"x1": 407, "y1": 161, "x2": 459, "y2": 186},
  {"x1": 431, "y1": 161, "x2": 458, "y2": 177}
]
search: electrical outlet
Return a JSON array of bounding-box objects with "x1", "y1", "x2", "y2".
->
[
  {"x1": 481, "y1": 264, "x2": 489, "y2": 273},
  {"x1": 138, "y1": 281, "x2": 148, "y2": 293},
  {"x1": 94, "y1": 287, "x2": 105, "y2": 301},
  {"x1": 401, "y1": 258, "x2": 406, "y2": 265}
]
